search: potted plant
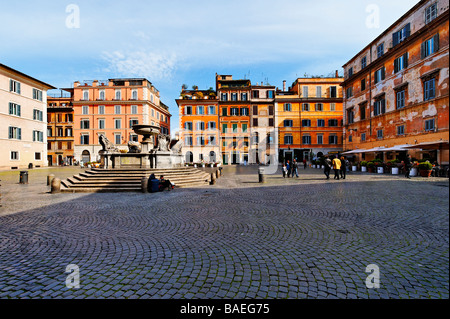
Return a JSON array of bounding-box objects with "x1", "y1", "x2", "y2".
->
[
  {"x1": 418, "y1": 162, "x2": 433, "y2": 177},
  {"x1": 410, "y1": 161, "x2": 419, "y2": 176},
  {"x1": 360, "y1": 161, "x2": 368, "y2": 172},
  {"x1": 367, "y1": 161, "x2": 375, "y2": 173},
  {"x1": 387, "y1": 160, "x2": 400, "y2": 174}
]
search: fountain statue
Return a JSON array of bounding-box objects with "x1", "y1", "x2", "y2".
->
[{"x1": 99, "y1": 125, "x2": 184, "y2": 169}]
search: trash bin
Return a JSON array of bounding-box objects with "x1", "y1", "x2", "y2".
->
[
  {"x1": 258, "y1": 167, "x2": 265, "y2": 183},
  {"x1": 20, "y1": 171, "x2": 28, "y2": 184},
  {"x1": 149, "y1": 179, "x2": 160, "y2": 193}
]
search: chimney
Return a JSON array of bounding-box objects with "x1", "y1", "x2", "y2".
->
[
  {"x1": 283, "y1": 80, "x2": 286, "y2": 91},
  {"x1": 335, "y1": 70, "x2": 339, "y2": 77}
]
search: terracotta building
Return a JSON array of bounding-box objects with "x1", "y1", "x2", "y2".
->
[
  {"x1": 47, "y1": 89, "x2": 74, "y2": 166},
  {"x1": 0, "y1": 63, "x2": 55, "y2": 170},
  {"x1": 276, "y1": 76, "x2": 344, "y2": 163},
  {"x1": 72, "y1": 78, "x2": 171, "y2": 164},
  {"x1": 176, "y1": 87, "x2": 220, "y2": 163},
  {"x1": 341, "y1": 0, "x2": 449, "y2": 165}
]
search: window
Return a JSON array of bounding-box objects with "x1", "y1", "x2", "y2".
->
[
  {"x1": 424, "y1": 78, "x2": 436, "y2": 101},
  {"x1": 361, "y1": 78, "x2": 366, "y2": 91},
  {"x1": 242, "y1": 124, "x2": 248, "y2": 133},
  {"x1": 130, "y1": 134, "x2": 139, "y2": 142},
  {"x1": 374, "y1": 67, "x2": 385, "y2": 83},
  {"x1": 425, "y1": 118, "x2": 435, "y2": 131},
  {"x1": 394, "y1": 53, "x2": 408, "y2": 73},
  {"x1": 302, "y1": 103, "x2": 309, "y2": 111},
  {"x1": 284, "y1": 135, "x2": 293, "y2": 145},
  {"x1": 184, "y1": 122, "x2": 193, "y2": 131},
  {"x1": 317, "y1": 134, "x2": 323, "y2": 145},
  {"x1": 317, "y1": 119, "x2": 325, "y2": 127},
  {"x1": 98, "y1": 119, "x2": 105, "y2": 129},
  {"x1": 349, "y1": 135, "x2": 353, "y2": 142},
  {"x1": 302, "y1": 135, "x2": 311, "y2": 144},
  {"x1": 47, "y1": 128, "x2": 52, "y2": 137},
  {"x1": 425, "y1": 3, "x2": 437, "y2": 24},
  {"x1": 9, "y1": 79, "x2": 21, "y2": 94},
  {"x1": 9, "y1": 103, "x2": 21, "y2": 116},
  {"x1": 33, "y1": 88, "x2": 43, "y2": 101},
  {"x1": 315, "y1": 103, "x2": 323, "y2": 111},
  {"x1": 396, "y1": 90, "x2": 406, "y2": 109},
  {"x1": 346, "y1": 87, "x2": 353, "y2": 98},
  {"x1": 241, "y1": 93, "x2": 248, "y2": 101},
  {"x1": 32, "y1": 131, "x2": 44, "y2": 142},
  {"x1": 65, "y1": 128, "x2": 73, "y2": 137},
  {"x1": 82, "y1": 105, "x2": 89, "y2": 115},
  {"x1": 393, "y1": 23, "x2": 410, "y2": 47},
  {"x1": 302, "y1": 119, "x2": 311, "y2": 127},
  {"x1": 185, "y1": 105, "x2": 192, "y2": 115},
  {"x1": 114, "y1": 119, "x2": 121, "y2": 129},
  {"x1": 232, "y1": 123, "x2": 238, "y2": 133},
  {"x1": 230, "y1": 108, "x2": 239, "y2": 116},
  {"x1": 421, "y1": 34, "x2": 439, "y2": 58},
  {"x1": 284, "y1": 103, "x2": 292, "y2": 111},
  {"x1": 240, "y1": 108, "x2": 249, "y2": 116},
  {"x1": 330, "y1": 103, "x2": 336, "y2": 111},
  {"x1": 208, "y1": 122, "x2": 216, "y2": 130},
  {"x1": 361, "y1": 56, "x2": 367, "y2": 69},
  {"x1": 80, "y1": 119, "x2": 90, "y2": 129},
  {"x1": 347, "y1": 109, "x2": 354, "y2": 124},
  {"x1": 397, "y1": 125, "x2": 405, "y2": 135},
  {"x1": 221, "y1": 93, "x2": 228, "y2": 101},
  {"x1": 302, "y1": 86, "x2": 308, "y2": 98},
  {"x1": 377, "y1": 43, "x2": 384, "y2": 58},
  {"x1": 99, "y1": 90, "x2": 105, "y2": 100},
  {"x1": 83, "y1": 90, "x2": 89, "y2": 100},
  {"x1": 131, "y1": 90, "x2": 138, "y2": 100},
  {"x1": 328, "y1": 119, "x2": 338, "y2": 127},
  {"x1": 197, "y1": 136, "x2": 205, "y2": 146},
  {"x1": 377, "y1": 129, "x2": 383, "y2": 139},
  {"x1": 268, "y1": 118, "x2": 274, "y2": 126},
  {"x1": 115, "y1": 90, "x2": 121, "y2": 100},
  {"x1": 80, "y1": 134, "x2": 89, "y2": 145},
  {"x1": 348, "y1": 67, "x2": 353, "y2": 78},
  {"x1": 253, "y1": 105, "x2": 258, "y2": 115},
  {"x1": 196, "y1": 121, "x2": 205, "y2": 131},
  {"x1": 208, "y1": 105, "x2": 215, "y2": 115},
  {"x1": 328, "y1": 135, "x2": 338, "y2": 144},
  {"x1": 284, "y1": 120, "x2": 293, "y2": 127},
  {"x1": 129, "y1": 119, "x2": 139, "y2": 128},
  {"x1": 98, "y1": 105, "x2": 105, "y2": 114},
  {"x1": 11, "y1": 151, "x2": 19, "y2": 160},
  {"x1": 184, "y1": 136, "x2": 193, "y2": 146},
  {"x1": 209, "y1": 136, "x2": 216, "y2": 145},
  {"x1": 374, "y1": 98, "x2": 386, "y2": 116},
  {"x1": 268, "y1": 105, "x2": 274, "y2": 115},
  {"x1": 57, "y1": 127, "x2": 63, "y2": 137},
  {"x1": 360, "y1": 104, "x2": 366, "y2": 120},
  {"x1": 131, "y1": 105, "x2": 138, "y2": 114},
  {"x1": 361, "y1": 133, "x2": 366, "y2": 142},
  {"x1": 267, "y1": 91, "x2": 274, "y2": 98},
  {"x1": 114, "y1": 105, "x2": 121, "y2": 114},
  {"x1": 231, "y1": 93, "x2": 238, "y2": 101},
  {"x1": 252, "y1": 90, "x2": 259, "y2": 99},
  {"x1": 222, "y1": 124, "x2": 227, "y2": 133},
  {"x1": 114, "y1": 133, "x2": 122, "y2": 145},
  {"x1": 197, "y1": 105, "x2": 204, "y2": 115},
  {"x1": 330, "y1": 86, "x2": 337, "y2": 98},
  {"x1": 253, "y1": 118, "x2": 258, "y2": 126},
  {"x1": 222, "y1": 108, "x2": 228, "y2": 117},
  {"x1": 316, "y1": 86, "x2": 322, "y2": 97}
]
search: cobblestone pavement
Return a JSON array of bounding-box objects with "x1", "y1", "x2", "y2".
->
[{"x1": 0, "y1": 166, "x2": 448, "y2": 299}]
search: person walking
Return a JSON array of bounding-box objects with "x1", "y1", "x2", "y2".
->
[
  {"x1": 292, "y1": 159, "x2": 299, "y2": 178},
  {"x1": 282, "y1": 163, "x2": 287, "y2": 178},
  {"x1": 340, "y1": 156, "x2": 347, "y2": 179},
  {"x1": 286, "y1": 160, "x2": 291, "y2": 178},
  {"x1": 303, "y1": 158, "x2": 307, "y2": 169},
  {"x1": 324, "y1": 156, "x2": 332, "y2": 180},
  {"x1": 332, "y1": 155, "x2": 341, "y2": 180},
  {"x1": 404, "y1": 154, "x2": 412, "y2": 179}
]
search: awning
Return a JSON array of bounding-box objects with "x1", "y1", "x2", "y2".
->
[
  {"x1": 341, "y1": 149, "x2": 367, "y2": 155},
  {"x1": 381, "y1": 144, "x2": 413, "y2": 151},
  {"x1": 402, "y1": 140, "x2": 449, "y2": 150}
]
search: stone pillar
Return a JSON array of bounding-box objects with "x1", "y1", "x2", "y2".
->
[
  {"x1": 215, "y1": 169, "x2": 220, "y2": 179},
  {"x1": 141, "y1": 176, "x2": 149, "y2": 193},
  {"x1": 51, "y1": 178, "x2": 61, "y2": 193},
  {"x1": 47, "y1": 174, "x2": 55, "y2": 186},
  {"x1": 210, "y1": 173, "x2": 216, "y2": 185}
]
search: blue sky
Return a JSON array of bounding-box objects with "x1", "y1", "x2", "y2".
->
[{"x1": 0, "y1": 0, "x2": 419, "y2": 134}]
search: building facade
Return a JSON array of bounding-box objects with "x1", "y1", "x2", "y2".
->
[
  {"x1": 176, "y1": 88, "x2": 220, "y2": 163},
  {"x1": 341, "y1": 0, "x2": 449, "y2": 164},
  {"x1": 0, "y1": 63, "x2": 55, "y2": 170},
  {"x1": 276, "y1": 76, "x2": 344, "y2": 163},
  {"x1": 47, "y1": 90, "x2": 74, "y2": 166},
  {"x1": 72, "y1": 78, "x2": 171, "y2": 164}
]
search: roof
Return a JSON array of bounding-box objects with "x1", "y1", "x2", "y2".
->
[{"x1": 0, "y1": 63, "x2": 56, "y2": 90}]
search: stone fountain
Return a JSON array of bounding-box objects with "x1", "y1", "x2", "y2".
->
[{"x1": 99, "y1": 125, "x2": 184, "y2": 169}]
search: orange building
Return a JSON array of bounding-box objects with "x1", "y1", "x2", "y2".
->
[
  {"x1": 341, "y1": 0, "x2": 449, "y2": 165},
  {"x1": 72, "y1": 78, "x2": 170, "y2": 164},
  {"x1": 276, "y1": 76, "x2": 344, "y2": 163},
  {"x1": 47, "y1": 90, "x2": 74, "y2": 166},
  {"x1": 216, "y1": 74, "x2": 251, "y2": 165},
  {"x1": 176, "y1": 87, "x2": 220, "y2": 163}
]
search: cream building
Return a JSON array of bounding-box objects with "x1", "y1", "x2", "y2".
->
[{"x1": 0, "y1": 63, "x2": 55, "y2": 170}]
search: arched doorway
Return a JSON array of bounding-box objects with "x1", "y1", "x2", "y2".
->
[
  {"x1": 185, "y1": 151, "x2": 193, "y2": 163},
  {"x1": 81, "y1": 150, "x2": 90, "y2": 163},
  {"x1": 209, "y1": 151, "x2": 216, "y2": 163}
]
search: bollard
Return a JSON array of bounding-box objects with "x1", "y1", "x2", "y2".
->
[
  {"x1": 215, "y1": 169, "x2": 220, "y2": 179},
  {"x1": 210, "y1": 173, "x2": 216, "y2": 185},
  {"x1": 258, "y1": 167, "x2": 265, "y2": 183},
  {"x1": 141, "y1": 176, "x2": 149, "y2": 193},
  {"x1": 47, "y1": 174, "x2": 55, "y2": 186},
  {"x1": 51, "y1": 178, "x2": 61, "y2": 193}
]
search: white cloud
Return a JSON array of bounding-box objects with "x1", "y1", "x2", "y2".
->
[{"x1": 101, "y1": 50, "x2": 178, "y2": 82}]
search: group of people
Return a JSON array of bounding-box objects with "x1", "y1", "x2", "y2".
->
[
  {"x1": 149, "y1": 174, "x2": 174, "y2": 191},
  {"x1": 323, "y1": 155, "x2": 349, "y2": 180},
  {"x1": 282, "y1": 159, "x2": 308, "y2": 178}
]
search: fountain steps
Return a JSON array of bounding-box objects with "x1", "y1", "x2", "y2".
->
[{"x1": 60, "y1": 167, "x2": 213, "y2": 193}]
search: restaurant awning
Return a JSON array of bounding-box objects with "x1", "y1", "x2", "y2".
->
[
  {"x1": 381, "y1": 144, "x2": 414, "y2": 151},
  {"x1": 402, "y1": 140, "x2": 449, "y2": 150},
  {"x1": 341, "y1": 149, "x2": 366, "y2": 155}
]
